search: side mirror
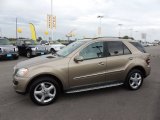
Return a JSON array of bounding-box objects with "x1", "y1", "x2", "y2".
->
[{"x1": 74, "y1": 56, "x2": 84, "y2": 62}]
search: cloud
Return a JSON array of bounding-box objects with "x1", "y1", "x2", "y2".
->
[{"x1": 0, "y1": 0, "x2": 160, "y2": 41}]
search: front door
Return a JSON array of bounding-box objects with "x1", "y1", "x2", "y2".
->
[{"x1": 69, "y1": 41, "x2": 107, "y2": 88}]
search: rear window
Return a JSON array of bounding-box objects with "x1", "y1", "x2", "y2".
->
[{"x1": 130, "y1": 42, "x2": 146, "y2": 53}]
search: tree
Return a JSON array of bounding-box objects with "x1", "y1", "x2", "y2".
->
[
  {"x1": 122, "y1": 36, "x2": 134, "y2": 40},
  {"x1": 37, "y1": 37, "x2": 42, "y2": 42}
]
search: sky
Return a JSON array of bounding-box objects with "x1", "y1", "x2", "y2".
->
[{"x1": 0, "y1": 0, "x2": 160, "y2": 41}]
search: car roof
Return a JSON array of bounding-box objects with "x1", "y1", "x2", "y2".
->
[{"x1": 78, "y1": 37, "x2": 136, "y2": 43}]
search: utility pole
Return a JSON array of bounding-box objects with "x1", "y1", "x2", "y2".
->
[
  {"x1": 118, "y1": 24, "x2": 123, "y2": 37},
  {"x1": 97, "y1": 16, "x2": 104, "y2": 37},
  {"x1": 16, "y1": 18, "x2": 18, "y2": 39}
]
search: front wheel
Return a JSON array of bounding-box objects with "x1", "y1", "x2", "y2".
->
[
  {"x1": 125, "y1": 69, "x2": 144, "y2": 90},
  {"x1": 30, "y1": 77, "x2": 60, "y2": 105}
]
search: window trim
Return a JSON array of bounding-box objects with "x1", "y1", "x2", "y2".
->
[
  {"x1": 79, "y1": 41, "x2": 107, "y2": 61},
  {"x1": 106, "y1": 41, "x2": 132, "y2": 57}
]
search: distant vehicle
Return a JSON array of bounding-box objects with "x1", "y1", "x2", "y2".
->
[
  {"x1": 141, "y1": 42, "x2": 148, "y2": 47},
  {"x1": 16, "y1": 39, "x2": 48, "y2": 58},
  {"x1": 147, "y1": 43, "x2": 153, "y2": 46},
  {"x1": 40, "y1": 40, "x2": 66, "y2": 54},
  {"x1": 0, "y1": 38, "x2": 19, "y2": 59}
]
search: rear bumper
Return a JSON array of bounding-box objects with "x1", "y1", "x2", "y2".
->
[
  {"x1": 145, "y1": 65, "x2": 151, "y2": 77},
  {"x1": 31, "y1": 51, "x2": 48, "y2": 56}
]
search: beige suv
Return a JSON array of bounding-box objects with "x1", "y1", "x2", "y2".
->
[{"x1": 13, "y1": 38, "x2": 151, "y2": 105}]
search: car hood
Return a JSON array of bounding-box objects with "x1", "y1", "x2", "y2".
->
[
  {"x1": 28, "y1": 45, "x2": 46, "y2": 48},
  {"x1": 16, "y1": 54, "x2": 63, "y2": 69},
  {"x1": 0, "y1": 45, "x2": 16, "y2": 49}
]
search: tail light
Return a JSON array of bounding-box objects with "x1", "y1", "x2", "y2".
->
[{"x1": 146, "y1": 58, "x2": 150, "y2": 65}]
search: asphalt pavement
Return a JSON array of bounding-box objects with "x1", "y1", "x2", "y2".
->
[{"x1": 0, "y1": 46, "x2": 160, "y2": 120}]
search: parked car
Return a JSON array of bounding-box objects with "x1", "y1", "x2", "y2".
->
[
  {"x1": 16, "y1": 39, "x2": 48, "y2": 58},
  {"x1": 0, "y1": 38, "x2": 19, "y2": 60},
  {"x1": 13, "y1": 37, "x2": 151, "y2": 105},
  {"x1": 40, "y1": 40, "x2": 66, "y2": 53}
]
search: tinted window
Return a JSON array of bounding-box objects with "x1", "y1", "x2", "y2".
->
[
  {"x1": 80, "y1": 42, "x2": 104, "y2": 60},
  {"x1": 123, "y1": 44, "x2": 131, "y2": 55},
  {"x1": 130, "y1": 42, "x2": 146, "y2": 53},
  {"x1": 107, "y1": 41, "x2": 123, "y2": 56},
  {"x1": 107, "y1": 41, "x2": 131, "y2": 56}
]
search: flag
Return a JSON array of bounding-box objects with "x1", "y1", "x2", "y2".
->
[{"x1": 29, "y1": 23, "x2": 37, "y2": 41}]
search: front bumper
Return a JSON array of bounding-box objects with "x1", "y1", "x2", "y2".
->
[
  {"x1": 0, "y1": 53, "x2": 19, "y2": 59},
  {"x1": 31, "y1": 51, "x2": 48, "y2": 56},
  {"x1": 13, "y1": 75, "x2": 30, "y2": 94}
]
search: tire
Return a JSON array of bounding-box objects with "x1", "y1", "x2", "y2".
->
[
  {"x1": 124, "y1": 69, "x2": 144, "y2": 90},
  {"x1": 29, "y1": 77, "x2": 60, "y2": 106},
  {"x1": 14, "y1": 56, "x2": 19, "y2": 60},
  {"x1": 26, "y1": 51, "x2": 32, "y2": 58},
  {"x1": 50, "y1": 48, "x2": 56, "y2": 54}
]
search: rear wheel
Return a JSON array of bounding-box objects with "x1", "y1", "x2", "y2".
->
[
  {"x1": 26, "y1": 51, "x2": 32, "y2": 58},
  {"x1": 30, "y1": 77, "x2": 60, "y2": 105},
  {"x1": 125, "y1": 69, "x2": 143, "y2": 90}
]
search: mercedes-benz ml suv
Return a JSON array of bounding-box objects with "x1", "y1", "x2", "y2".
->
[{"x1": 13, "y1": 38, "x2": 151, "y2": 105}]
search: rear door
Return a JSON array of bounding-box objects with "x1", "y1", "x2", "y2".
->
[{"x1": 106, "y1": 41, "x2": 133, "y2": 82}]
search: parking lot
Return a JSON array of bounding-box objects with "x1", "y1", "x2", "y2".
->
[{"x1": 0, "y1": 46, "x2": 160, "y2": 120}]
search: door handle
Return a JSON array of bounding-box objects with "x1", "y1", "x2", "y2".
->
[
  {"x1": 129, "y1": 57, "x2": 133, "y2": 60},
  {"x1": 98, "y1": 62, "x2": 105, "y2": 65}
]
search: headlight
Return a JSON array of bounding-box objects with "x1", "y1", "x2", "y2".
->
[
  {"x1": 31, "y1": 47, "x2": 36, "y2": 51},
  {"x1": 16, "y1": 68, "x2": 28, "y2": 77}
]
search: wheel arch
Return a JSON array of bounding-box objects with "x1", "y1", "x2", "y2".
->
[
  {"x1": 26, "y1": 74, "x2": 64, "y2": 94},
  {"x1": 127, "y1": 66, "x2": 146, "y2": 78}
]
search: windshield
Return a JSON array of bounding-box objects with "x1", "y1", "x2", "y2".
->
[
  {"x1": 0, "y1": 39, "x2": 11, "y2": 45},
  {"x1": 25, "y1": 40, "x2": 37, "y2": 45},
  {"x1": 57, "y1": 41, "x2": 85, "y2": 57},
  {"x1": 49, "y1": 41, "x2": 60, "y2": 45}
]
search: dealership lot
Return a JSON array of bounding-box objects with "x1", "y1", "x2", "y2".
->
[{"x1": 0, "y1": 46, "x2": 160, "y2": 120}]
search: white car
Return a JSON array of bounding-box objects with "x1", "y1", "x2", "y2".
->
[{"x1": 40, "y1": 40, "x2": 66, "y2": 53}]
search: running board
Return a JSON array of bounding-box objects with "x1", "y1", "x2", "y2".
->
[{"x1": 66, "y1": 83, "x2": 123, "y2": 94}]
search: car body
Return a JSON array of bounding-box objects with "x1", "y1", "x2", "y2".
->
[
  {"x1": 40, "y1": 40, "x2": 66, "y2": 53},
  {"x1": 13, "y1": 37, "x2": 151, "y2": 105},
  {"x1": 16, "y1": 39, "x2": 49, "y2": 58},
  {"x1": 0, "y1": 38, "x2": 19, "y2": 60}
]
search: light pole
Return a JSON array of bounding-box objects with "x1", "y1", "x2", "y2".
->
[
  {"x1": 51, "y1": 0, "x2": 53, "y2": 40},
  {"x1": 129, "y1": 28, "x2": 133, "y2": 37},
  {"x1": 118, "y1": 24, "x2": 123, "y2": 37},
  {"x1": 16, "y1": 17, "x2": 18, "y2": 39},
  {"x1": 97, "y1": 16, "x2": 104, "y2": 37},
  {"x1": 0, "y1": 28, "x2": 2, "y2": 37}
]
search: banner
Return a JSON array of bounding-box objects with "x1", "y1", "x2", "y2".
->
[{"x1": 29, "y1": 23, "x2": 37, "y2": 41}]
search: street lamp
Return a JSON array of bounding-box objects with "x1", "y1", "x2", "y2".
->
[
  {"x1": 118, "y1": 24, "x2": 123, "y2": 37},
  {"x1": 129, "y1": 28, "x2": 133, "y2": 37},
  {"x1": 97, "y1": 15, "x2": 104, "y2": 37}
]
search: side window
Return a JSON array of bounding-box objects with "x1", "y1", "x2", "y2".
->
[
  {"x1": 130, "y1": 42, "x2": 146, "y2": 53},
  {"x1": 107, "y1": 41, "x2": 131, "y2": 56},
  {"x1": 107, "y1": 41, "x2": 123, "y2": 56},
  {"x1": 79, "y1": 42, "x2": 104, "y2": 60},
  {"x1": 123, "y1": 44, "x2": 131, "y2": 55}
]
